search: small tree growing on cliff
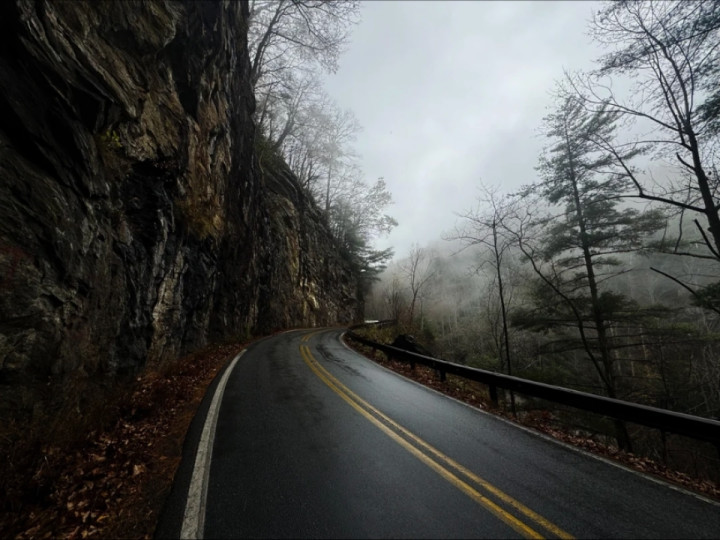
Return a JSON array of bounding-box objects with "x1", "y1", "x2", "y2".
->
[
  {"x1": 248, "y1": 0, "x2": 360, "y2": 148},
  {"x1": 248, "y1": 0, "x2": 360, "y2": 88},
  {"x1": 247, "y1": 0, "x2": 395, "y2": 308},
  {"x1": 330, "y1": 177, "x2": 396, "y2": 299}
]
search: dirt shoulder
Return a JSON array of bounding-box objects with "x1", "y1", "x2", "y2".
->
[{"x1": 1, "y1": 340, "x2": 246, "y2": 540}]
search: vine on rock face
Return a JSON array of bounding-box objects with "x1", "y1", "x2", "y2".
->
[{"x1": 98, "y1": 129, "x2": 122, "y2": 150}]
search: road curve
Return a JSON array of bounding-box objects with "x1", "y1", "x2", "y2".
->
[{"x1": 157, "y1": 328, "x2": 720, "y2": 539}]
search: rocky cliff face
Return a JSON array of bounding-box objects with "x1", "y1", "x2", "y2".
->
[{"x1": 0, "y1": 0, "x2": 359, "y2": 404}]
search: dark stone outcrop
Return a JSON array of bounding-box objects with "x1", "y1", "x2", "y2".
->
[
  {"x1": 391, "y1": 335, "x2": 434, "y2": 357},
  {"x1": 0, "y1": 0, "x2": 359, "y2": 410}
]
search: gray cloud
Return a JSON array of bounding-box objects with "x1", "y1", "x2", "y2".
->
[{"x1": 323, "y1": 0, "x2": 605, "y2": 259}]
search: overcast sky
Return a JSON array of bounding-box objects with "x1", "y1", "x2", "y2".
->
[{"x1": 322, "y1": 0, "x2": 605, "y2": 260}]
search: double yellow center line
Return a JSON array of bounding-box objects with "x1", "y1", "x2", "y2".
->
[{"x1": 299, "y1": 338, "x2": 573, "y2": 539}]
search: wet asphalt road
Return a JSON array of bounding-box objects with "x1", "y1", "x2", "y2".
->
[{"x1": 159, "y1": 328, "x2": 720, "y2": 539}]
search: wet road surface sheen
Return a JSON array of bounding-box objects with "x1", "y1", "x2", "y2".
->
[{"x1": 200, "y1": 329, "x2": 720, "y2": 539}]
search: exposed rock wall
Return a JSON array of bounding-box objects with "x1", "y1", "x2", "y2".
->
[
  {"x1": 258, "y1": 157, "x2": 359, "y2": 331},
  {"x1": 0, "y1": 0, "x2": 359, "y2": 399}
]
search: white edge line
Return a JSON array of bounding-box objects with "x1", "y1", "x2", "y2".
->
[
  {"x1": 180, "y1": 349, "x2": 246, "y2": 539},
  {"x1": 337, "y1": 331, "x2": 720, "y2": 508}
]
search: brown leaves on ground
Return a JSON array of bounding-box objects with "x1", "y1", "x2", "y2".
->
[
  {"x1": 345, "y1": 338, "x2": 720, "y2": 502},
  {"x1": 1, "y1": 341, "x2": 246, "y2": 540},
  {"x1": 516, "y1": 415, "x2": 720, "y2": 500}
]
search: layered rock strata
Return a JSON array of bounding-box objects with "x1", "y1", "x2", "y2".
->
[{"x1": 0, "y1": 0, "x2": 359, "y2": 408}]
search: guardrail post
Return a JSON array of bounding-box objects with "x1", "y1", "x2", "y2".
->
[
  {"x1": 489, "y1": 384, "x2": 498, "y2": 406},
  {"x1": 660, "y1": 429, "x2": 668, "y2": 465},
  {"x1": 431, "y1": 360, "x2": 445, "y2": 381}
]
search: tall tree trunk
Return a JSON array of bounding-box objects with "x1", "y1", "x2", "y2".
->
[
  {"x1": 325, "y1": 165, "x2": 332, "y2": 215},
  {"x1": 566, "y1": 135, "x2": 632, "y2": 451},
  {"x1": 493, "y1": 220, "x2": 515, "y2": 415},
  {"x1": 687, "y1": 128, "x2": 720, "y2": 258}
]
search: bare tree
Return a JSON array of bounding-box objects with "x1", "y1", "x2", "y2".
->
[
  {"x1": 248, "y1": 0, "x2": 360, "y2": 151},
  {"x1": 383, "y1": 273, "x2": 407, "y2": 323},
  {"x1": 331, "y1": 177, "x2": 397, "y2": 244},
  {"x1": 248, "y1": 0, "x2": 360, "y2": 88},
  {"x1": 248, "y1": 0, "x2": 362, "y2": 199},
  {"x1": 401, "y1": 245, "x2": 436, "y2": 326},
  {"x1": 566, "y1": 1, "x2": 720, "y2": 300},
  {"x1": 451, "y1": 184, "x2": 524, "y2": 413},
  {"x1": 315, "y1": 106, "x2": 362, "y2": 214},
  {"x1": 452, "y1": 185, "x2": 517, "y2": 376},
  {"x1": 257, "y1": 73, "x2": 322, "y2": 153},
  {"x1": 248, "y1": 1, "x2": 395, "y2": 290},
  {"x1": 277, "y1": 91, "x2": 360, "y2": 202}
]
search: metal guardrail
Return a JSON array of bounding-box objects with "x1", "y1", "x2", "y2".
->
[{"x1": 345, "y1": 326, "x2": 720, "y2": 446}]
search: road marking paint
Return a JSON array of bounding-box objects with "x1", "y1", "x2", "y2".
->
[
  {"x1": 181, "y1": 350, "x2": 245, "y2": 540},
  {"x1": 301, "y1": 345, "x2": 571, "y2": 539},
  {"x1": 338, "y1": 331, "x2": 720, "y2": 514},
  {"x1": 308, "y1": 345, "x2": 572, "y2": 539}
]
